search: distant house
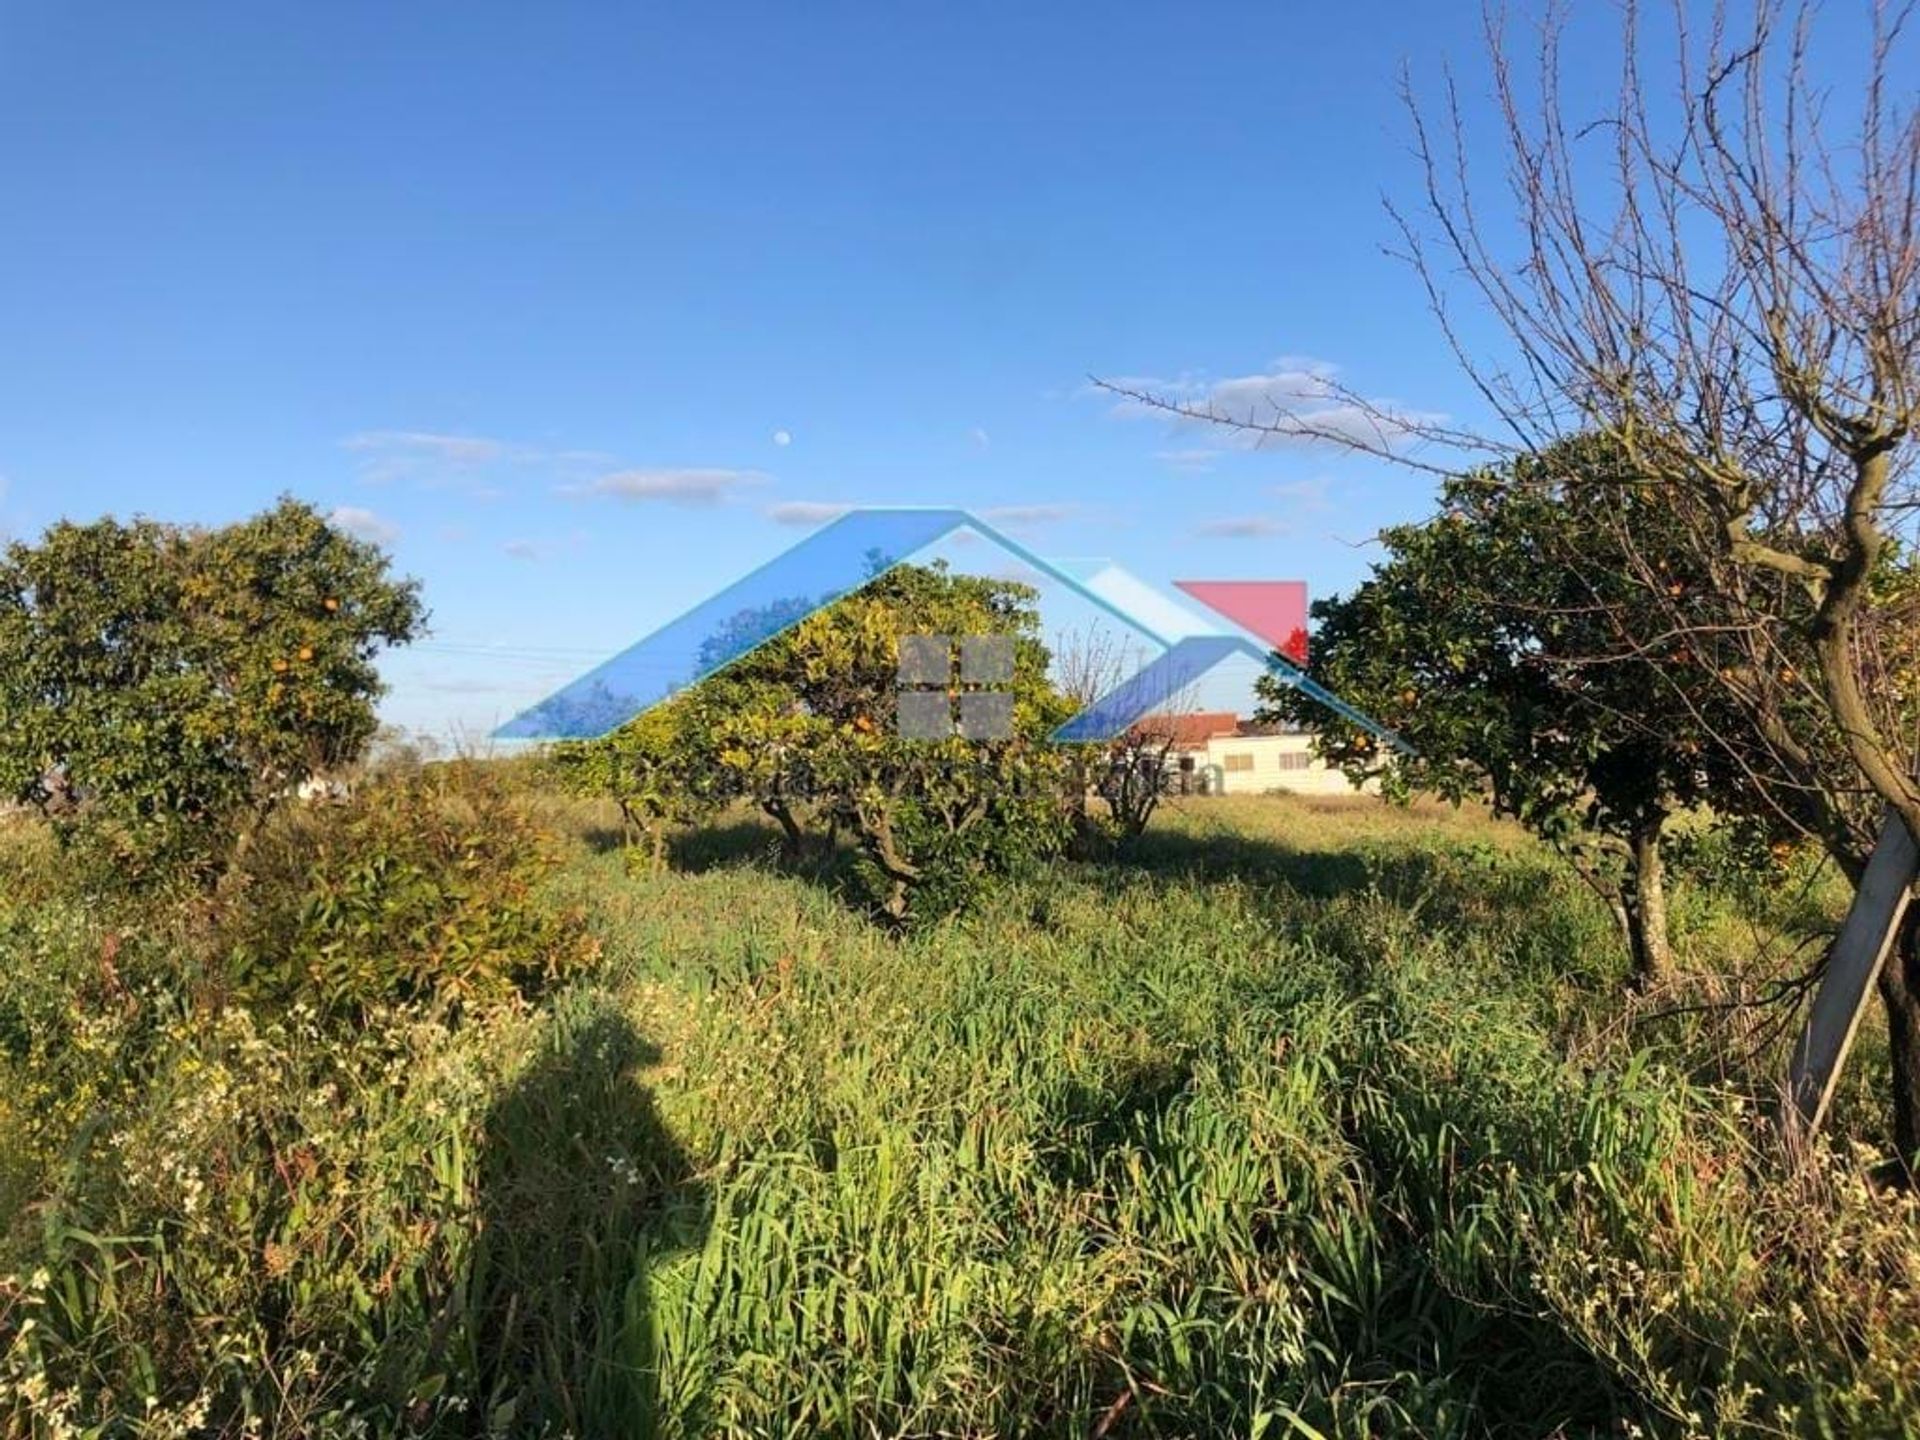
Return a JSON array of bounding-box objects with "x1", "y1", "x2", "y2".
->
[{"x1": 1131, "y1": 712, "x2": 1364, "y2": 797}]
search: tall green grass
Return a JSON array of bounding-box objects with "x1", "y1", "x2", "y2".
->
[{"x1": 2, "y1": 790, "x2": 1915, "y2": 1437}]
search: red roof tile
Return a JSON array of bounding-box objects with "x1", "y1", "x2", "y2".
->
[{"x1": 1127, "y1": 711, "x2": 1240, "y2": 746}]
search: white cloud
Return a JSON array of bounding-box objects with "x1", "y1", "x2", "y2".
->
[
  {"x1": 1195, "y1": 515, "x2": 1290, "y2": 539},
  {"x1": 766, "y1": 501, "x2": 1074, "y2": 531},
  {"x1": 986, "y1": 561, "x2": 1047, "y2": 586},
  {"x1": 342, "y1": 428, "x2": 777, "y2": 522},
  {"x1": 970, "y1": 426, "x2": 992, "y2": 449},
  {"x1": 977, "y1": 503, "x2": 1077, "y2": 529},
  {"x1": 340, "y1": 429, "x2": 612, "y2": 491},
  {"x1": 328, "y1": 504, "x2": 401, "y2": 545},
  {"x1": 762, "y1": 498, "x2": 1084, "y2": 533},
  {"x1": 1101, "y1": 356, "x2": 1444, "y2": 453},
  {"x1": 1204, "y1": 363, "x2": 1344, "y2": 420},
  {"x1": 568, "y1": 468, "x2": 768, "y2": 506},
  {"x1": 766, "y1": 500, "x2": 851, "y2": 527},
  {"x1": 343, "y1": 430, "x2": 507, "y2": 465},
  {"x1": 342, "y1": 431, "x2": 511, "y2": 488},
  {"x1": 502, "y1": 539, "x2": 546, "y2": 561}
]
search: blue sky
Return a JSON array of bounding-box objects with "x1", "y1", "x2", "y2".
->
[{"x1": 2, "y1": 2, "x2": 1572, "y2": 737}]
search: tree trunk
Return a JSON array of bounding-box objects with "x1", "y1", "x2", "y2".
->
[
  {"x1": 1621, "y1": 814, "x2": 1674, "y2": 989},
  {"x1": 1878, "y1": 908, "x2": 1920, "y2": 1175},
  {"x1": 1811, "y1": 449, "x2": 1920, "y2": 856},
  {"x1": 762, "y1": 795, "x2": 806, "y2": 857},
  {"x1": 855, "y1": 802, "x2": 919, "y2": 928}
]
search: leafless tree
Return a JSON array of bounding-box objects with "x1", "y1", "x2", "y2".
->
[{"x1": 1054, "y1": 624, "x2": 1203, "y2": 840}]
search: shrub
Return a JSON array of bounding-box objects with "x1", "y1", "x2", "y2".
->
[
  {"x1": 573, "y1": 561, "x2": 1085, "y2": 927},
  {"x1": 0, "y1": 769, "x2": 621, "y2": 1434},
  {"x1": 220, "y1": 762, "x2": 600, "y2": 1021}
]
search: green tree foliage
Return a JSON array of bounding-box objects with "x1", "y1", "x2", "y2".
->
[
  {"x1": 558, "y1": 562, "x2": 1078, "y2": 926},
  {"x1": 0, "y1": 497, "x2": 424, "y2": 887},
  {"x1": 733, "y1": 563, "x2": 1077, "y2": 923},
  {"x1": 549, "y1": 701, "x2": 725, "y2": 869},
  {"x1": 1262, "y1": 438, "x2": 1758, "y2": 984}
]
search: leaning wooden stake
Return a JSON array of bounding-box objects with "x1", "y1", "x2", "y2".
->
[{"x1": 1784, "y1": 812, "x2": 1920, "y2": 1143}]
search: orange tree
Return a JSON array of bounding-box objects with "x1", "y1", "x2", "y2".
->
[
  {"x1": 0, "y1": 497, "x2": 424, "y2": 888},
  {"x1": 1262, "y1": 439, "x2": 1775, "y2": 987},
  {"x1": 754, "y1": 562, "x2": 1076, "y2": 924},
  {"x1": 559, "y1": 561, "x2": 1078, "y2": 926}
]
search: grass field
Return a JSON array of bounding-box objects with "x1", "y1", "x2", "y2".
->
[{"x1": 4, "y1": 784, "x2": 1919, "y2": 1437}]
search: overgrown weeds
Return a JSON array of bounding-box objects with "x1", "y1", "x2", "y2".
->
[{"x1": 2, "y1": 785, "x2": 1914, "y2": 1436}]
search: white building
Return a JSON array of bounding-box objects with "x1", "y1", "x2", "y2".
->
[{"x1": 1142, "y1": 712, "x2": 1364, "y2": 797}]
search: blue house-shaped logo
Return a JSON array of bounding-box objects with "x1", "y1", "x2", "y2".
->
[{"x1": 494, "y1": 506, "x2": 1396, "y2": 746}]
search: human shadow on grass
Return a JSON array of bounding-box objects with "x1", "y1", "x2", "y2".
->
[
  {"x1": 656, "y1": 808, "x2": 1380, "y2": 902},
  {"x1": 1111, "y1": 824, "x2": 1378, "y2": 900},
  {"x1": 463, "y1": 1008, "x2": 707, "y2": 1438}
]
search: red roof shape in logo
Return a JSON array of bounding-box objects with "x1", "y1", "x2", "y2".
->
[{"x1": 1173, "y1": 581, "x2": 1309, "y2": 665}]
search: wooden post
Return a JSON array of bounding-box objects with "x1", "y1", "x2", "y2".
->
[{"x1": 1784, "y1": 811, "x2": 1920, "y2": 1141}]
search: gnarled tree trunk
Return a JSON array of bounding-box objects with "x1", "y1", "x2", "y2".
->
[{"x1": 762, "y1": 794, "x2": 806, "y2": 858}]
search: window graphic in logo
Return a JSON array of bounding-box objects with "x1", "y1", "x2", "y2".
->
[
  {"x1": 895, "y1": 634, "x2": 1015, "y2": 740},
  {"x1": 494, "y1": 506, "x2": 1401, "y2": 751}
]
